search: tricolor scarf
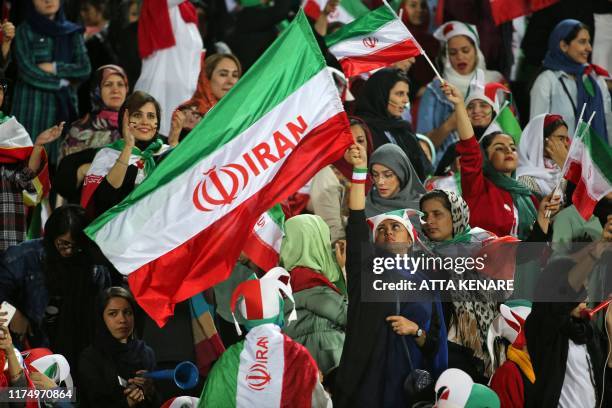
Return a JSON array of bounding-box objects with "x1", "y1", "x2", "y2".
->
[
  {"x1": 81, "y1": 138, "x2": 165, "y2": 209},
  {"x1": 199, "y1": 323, "x2": 318, "y2": 408},
  {"x1": 506, "y1": 345, "x2": 535, "y2": 384},
  {"x1": 543, "y1": 19, "x2": 609, "y2": 143},
  {"x1": 189, "y1": 293, "x2": 226, "y2": 376}
]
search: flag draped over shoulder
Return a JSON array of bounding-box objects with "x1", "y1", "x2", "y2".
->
[
  {"x1": 85, "y1": 11, "x2": 354, "y2": 326},
  {"x1": 563, "y1": 122, "x2": 612, "y2": 220},
  {"x1": 325, "y1": 6, "x2": 422, "y2": 78}
]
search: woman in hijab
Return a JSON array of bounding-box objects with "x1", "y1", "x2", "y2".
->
[
  {"x1": 0, "y1": 205, "x2": 111, "y2": 369},
  {"x1": 80, "y1": 91, "x2": 170, "y2": 218},
  {"x1": 279, "y1": 214, "x2": 347, "y2": 374},
  {"x1": 419, "y1": 189, "x2": 499, "y2": 382},
  {"x1": 442, "y1": 82, "x2": 561, "y2": 240},
  {"x1": 365, "y1": 144, "x2": 426, "y2": 218},
  {"x1": 354, "y1": 68, "x2": 432, "y2": 181},
  {"x1": 530, "y1": 19, "x2": 612, "y2": 145},
  {"x1": 332, "y1": 142, "x2": 447, "y2": 407},
  {"x1": 417, "y1": 21, "x2": 504, "y2": 166},
  {"x1": 62, "y1": 64, "x2": 129, "y2": 158},
  {"x1": 517, "y1": 114, "x2": 570, "y2": 199},
  {"x1": 79, "y1": 287, "x2": 160, "y2": 407},
  {"x1": 190, "y1": 53, "x2": 242, "y2": 117},
  {"x1": 12, "y1": 0, "x2": 91, "y2": 165}
]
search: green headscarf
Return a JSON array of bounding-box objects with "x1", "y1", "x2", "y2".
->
[{"x1": 279, "y1": 214, "x2": 345, "y2": 294}]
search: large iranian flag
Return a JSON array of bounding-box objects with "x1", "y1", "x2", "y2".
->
[
  {"x1": 325, "y1": 6, "x2": 422, "y2": 78},
  {"x1": 303, "y1": 0, "x2": 369, "y2": 24},
  {"x1": 85, "y1": 11, "x2": 354, "y2": 326},
  {"x1": 563, "y1": 122, "x2": 612, "y2": 220}
]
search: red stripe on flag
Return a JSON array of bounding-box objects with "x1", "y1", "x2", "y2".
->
[
  {"x1": 0, "y1": 146, "x2": 33, "y2": 163},
  {"x1": 571, "y1": 177, "x2": 598, "y2": 221},
  {"x1": 243, "y1": 232, "x2": 280, "y2": 271},
  {"x1": 127, "y1": 112, "x2": 353, "y2": 326},
  {"x1": 339, "y1": 39, "x2": 421, "y2": 78},
  {"x1": 280, "y1": 334, "x2": 319, "y2": 407},
  {"x1": 304, "y1": 0, "x2": 322, "y2": 20},
  {"x1": 564, "y1": 160, "x2": 582, "y2": 185}
]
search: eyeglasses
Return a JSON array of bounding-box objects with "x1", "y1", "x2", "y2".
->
[{"x1": 55, "y1": 238, "x2": 82, "y2": 253}]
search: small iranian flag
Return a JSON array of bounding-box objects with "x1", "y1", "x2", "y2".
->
[
  {"x1": 200, "y1": 324, "x2": 318, "y2": 407},
  {"x1": 325, "y1": 6, "x2": 422, "y2": 78},
  {"x1": 485, "y1": 101, "x2": 522, "y2": 144},
  {"x1": 242, "y1": 204, "x2": 285, "y2": 271},
  {"x1": 85, "y1": 11, "x2": 353, "y2": 326},
  {"x1": 303, "y1": 0, "x2": 369, "y2": 24},
  {"x1": 563, "y1": 122, "x2": 612, "y2": 220}
]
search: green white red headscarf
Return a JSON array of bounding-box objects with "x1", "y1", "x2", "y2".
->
[{"x1": 366, "y1": 208, "x2": 420, "y2": 243}]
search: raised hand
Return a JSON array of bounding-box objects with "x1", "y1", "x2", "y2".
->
[
  {"x1": 1, "y1": 20, "x2": 15, "y2": 43},
  {"x1": 440, "y1": 82, "x2": 464, "y2": 106},
  {"x1": 345, "y1": 143, "x2": 367, "y2": 168},
  {"x1": 545, "y1": 137, "x2": 569, "y2": 168},
  {"x1": 168, "y1": 109, "x2": 186, "y2": 147},
  {"x1": 35, "y1": 122, "x2": 65, "y2": 146},
  {"x1": 122, "y1": 110, "x2": 135, "y2": 148}
]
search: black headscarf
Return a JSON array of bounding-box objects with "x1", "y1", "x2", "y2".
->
[
  {"x1": 93, "y1": 294, "x2": 156, "y2": 380},
  {"x1": 355, "y1": 68, "x2": 432, "y2": 181},
  {"x1": 26, "y1": 0, "x2": 83, "y2": 63}
]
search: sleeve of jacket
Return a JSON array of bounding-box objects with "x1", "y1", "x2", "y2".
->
[
  {"x1": 457, "y1": 137, "x2": 486, "y2": 199},
  {"x1": 346, "y1": 209, "x2": 372, "y2": 303},
  {"x1": 529, "y1": 71, "x2": 554, "y2": 120},
  {"x1": 14, "y1": 25, "x2": 61, "y2": 91},
  {"x1": 303, "y1": 287, "x2": 348, "y2": 328},
  {"x1": 416, "y1": 83, "x2": 438, "y2": 134},
  {"x1": 55, "y1": 33, "x2": 92, "y2": 81}
]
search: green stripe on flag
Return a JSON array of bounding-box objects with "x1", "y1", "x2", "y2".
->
[
  {"x1": 325, "y1": 6, "x2": 395, "y2": 48},
  {"x1": 267, "y1": 204, "x2": 286, "y2": 231},
  {"x1": 86, "y1": 11, "x2": 326, "y2": 238},
  {"x1": 339, "y1": 0, "x2": 370, "y2": 21},
  {"x1": 583, "y1": 126, "x2": 612, "y2": 186},
  {"x1": 495, "y1": 103, "x2": 522, "y2": 144},
  {"x1": 199, "y1": 341, "x2": 244, "y2": 407}
]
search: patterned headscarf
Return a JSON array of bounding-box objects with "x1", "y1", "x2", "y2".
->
[{"x1": 434, "y1": 189, "x2": 470, "y2": 238}]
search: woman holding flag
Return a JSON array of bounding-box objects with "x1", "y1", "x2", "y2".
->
[
  {"x1": 441, "y1": 82, "x2": 561, "y2": 240},
  {"x1": 530, "y1": 19, "x2": 612, "y2": 145},
  {"x1": 417, "y1": 21, "x2": 504, "y2": 166},
  {"x1": 80, "y1": 91, "x2": 169, "y2": 217}
]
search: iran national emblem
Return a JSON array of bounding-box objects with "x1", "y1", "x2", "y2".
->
[
  {"x1": 362, "y1": 37, "x2": 378, "y2": 48},
  {"x1": 246, "y1": 363, "x2": 272, "y2": 390},
  {"x1": 192, "y1": 164, "x2": 249, "y2": 212}
]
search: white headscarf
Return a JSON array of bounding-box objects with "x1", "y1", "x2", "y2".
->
[
  {"x1": 516, "y1": 114, "x2": 563, "y2": 195},
  {"x1": 434, "y1": 21, "x2": 503, "y2": 96}
]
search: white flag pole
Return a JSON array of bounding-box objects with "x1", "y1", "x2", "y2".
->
[{"x1": 381, "y1": 0, "x2": 444, "y2": 83}]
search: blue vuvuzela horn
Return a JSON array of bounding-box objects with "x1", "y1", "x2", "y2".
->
[{"x1": 140, "y1": 361, "x2": 199, "y2": 390}]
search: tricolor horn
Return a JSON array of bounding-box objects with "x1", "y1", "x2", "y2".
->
[
  {"x1": 140, "y1": 361, "x2": 199, "y2": 390},
  {"x1": 580, "y1": 299, "x2": 612, "y2": 320}
]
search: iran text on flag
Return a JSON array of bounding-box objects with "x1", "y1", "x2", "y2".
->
[
  {"x1": 85, "y1": 11, "x2": 354, "y2": 326},
  {"x1": 242, "y1": 204, "x2": 285, "y2": 271},
  {"x1": 303, "y1": 0, "x2": 369, "y2": 24},
  {"x1": 325, "y1": 6, "x2": 422, "y2": 78},
  {"x1": 563, "y1": 122, "x2": 612, "y2": 220}
]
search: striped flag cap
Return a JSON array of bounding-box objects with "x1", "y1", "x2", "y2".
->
[
  {"x1": 230, "y1": 267, "x2": 297, "y2": 335},
  {"x1": 366, "y1": 208, "x2": 421, "y2": 243}
]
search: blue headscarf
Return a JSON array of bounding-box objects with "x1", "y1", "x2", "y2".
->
[
  {"x1": 26, "y1": 0, "x2": 83, "y2": 63},
  {"x1": 543, "y1": 19, "x2": 608, "y2": 143}
]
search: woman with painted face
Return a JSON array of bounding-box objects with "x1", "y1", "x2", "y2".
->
[
  {"x1": 79, "y1": 287, "x2": 160, "y2": 407},
  {"x1": 365, "y1": 144, "x2": 426, "y2": 220},
  {"x1": 355, "y1": 68, "x2": 432, "y2": 181},
  {"x1": 419, "y1": 189, "x2": 500, "y2": 382},
  {"x1": 80, "y1": 91, "x2": 170, "y2": 218},
  {"x1": 530, "y1": 19, "x2": 612, "y2": 145},
  {"x1": 517, "y1": 114, "x2": 571, "y2": 200},
  {"x1": 442, "y1": 82, "x2": 561, "y2": 240},
  {"x1": 417, "y1": 21, "x2": 505, "y2": 166},
  {"x1": 332, "y1": 142, "x2": 447, "y2": 407},
  {"x1": 0, "y1": 205, "x2": 111, "y2": 369},
  {"x1": 12, "y1": 0, "x2": 91, "y2": 165}
]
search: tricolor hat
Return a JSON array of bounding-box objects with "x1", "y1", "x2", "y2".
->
[
  {"x1": 230, "y1": 267, "x2": 297, "y2": 335},
  {"x1": 22, "y1": 348, "x2": 73, "y2": 389},
  {"x1": 435, "y1": 368, "x2": 500, "y2": 408},
  {"x1": 464, "y1": 69, "x2": 510, "y2": 114},
  {"x1": 433, "y1": 21, "x2": 480, "y2": 47},
  {"x1": 366, "y1": 209, "x2": 421, "y2": 243},
  {"x1": 487, "y1": 300, "x2": 532, "y2": 367},
  {"x1": 161, "y1": 396, "x2": 199, "y2": 408}
]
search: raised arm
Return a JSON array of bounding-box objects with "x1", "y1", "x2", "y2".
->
[{"x1": 347, "y1": 143, "x2": 367, "y2": 211}]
